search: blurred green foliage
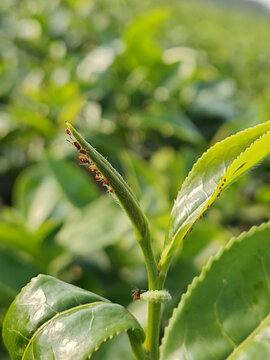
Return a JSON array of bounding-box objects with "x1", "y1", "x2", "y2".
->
[{"x1": 0, "y1": 0, "x2": 270, "y2": 358}]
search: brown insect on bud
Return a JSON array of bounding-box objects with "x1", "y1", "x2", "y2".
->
[
  {"x1": 199, "y1": 215, "x2": 203, "y2": 220},
  {"x1": 95, "y1": 175, "x2": 103, "y2": 181},
  {"x1": 103, "y1": 179, "x2": 110, "y2": 186},
  {"x1": 189, "y1": 227, "x2": 193, "y2": 233},
  {"x1": 109, "y1": 189, "x2": 114, "y2": 193},
  {"x1": 79, "y1": 156, "x2": 90, "y2": 164},
  {"x1": 132, "y1": 289, "x2": 143, "y2": 300},
  {"x1": 65, "y1": 128, "x2": 71, "y2": 136}
]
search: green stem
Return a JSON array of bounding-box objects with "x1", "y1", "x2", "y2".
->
[
  {"x1": 145, "y1": 302, "x2": 162, "y2": 360},
  {"x1": 128, "y1": 331, "x2": 149, "y2": 360},
  {"x1": 145, "y1": 273, "x2": 167, "y2": 360}
]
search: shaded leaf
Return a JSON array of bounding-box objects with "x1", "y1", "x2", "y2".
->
[
  {"x1": 135, "y1": 110, "x2": 204, "y2": 145},
  {"x1": 160, "y1": 221, "x2": 270, "y2": 360},
  {"x1": 13, "y1": 165, "x2": 61, "y2": 229},
  {"x1": 56, "y1": 197, "x2": 132, "y2": 255},
  {"x1": 45, "y1": 153, "x2": 99, "y2": 208}
]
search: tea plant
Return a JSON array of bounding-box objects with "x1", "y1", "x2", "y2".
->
[{"x1": 3, "y1": 121, "x2": 270, "y2": 360}]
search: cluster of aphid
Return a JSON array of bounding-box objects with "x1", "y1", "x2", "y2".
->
[{"x1": 65, "y1": 128, "x2": 114, "y2": 194}]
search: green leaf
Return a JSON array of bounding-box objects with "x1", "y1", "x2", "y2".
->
[
  {"x1": 0, "y1": 214, "x2": 40, "y2": 255},
  {"x1": 56, "y1": 197, "x2": 132, "y2": 255},
  {"x1": 13, "y1": 165, "x2": 61, "y2": 229},
  {"x1": 134, "y1": 110, "x2": 204, "y2": 145},
  {"x1": 160, "y1": 221, "x2": 270, "y2": 360},
  {"x1": 3, "y1": 274, "x2": 144, "y2": 360},
  {"x1": 159, "y1": 121, "x2": 270, "y2": 273},
  {"x1": 124, "y1": 8, "x2": 170, "y2": 68},
  {"x1": 10, "y1": 107, "x2": 56, "y2": 137},
  {"x1": 66, "y1": 123, "x2": 158, "y2": 288},
  {"x1": 45, "y1": 153, "x2": 99, "y2": 208}
]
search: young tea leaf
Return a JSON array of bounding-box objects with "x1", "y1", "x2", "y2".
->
[
  {"x1": 65, "y1": 123, "x2": 158, "y2": 287},
  {"x1": 160, "y1": 221, "x2": 270, "y2": 360},
  {"x1": 3, "y1": 275, "x2": 144, "y2": 360},
  {"x1": 66, "y1": 123, "x2": 150, "y2": 243},
  {"x1": 159, "y1": 121, "x2": 270, "y2": 273}
]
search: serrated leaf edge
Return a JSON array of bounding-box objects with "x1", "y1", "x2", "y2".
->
[
  {"x1": 160, "y1": 220, "x2": 270, "y2": 355},
  {"x1": 160, "y1": 122, "x2": 270, "y2": 267},
  {"x1": 21, "y1": 301, "x2": 141, "y2": 360}
]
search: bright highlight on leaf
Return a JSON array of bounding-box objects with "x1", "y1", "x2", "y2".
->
[
  {"x1": 159, "y1": 121, "x2": 270, "y2": 273},
  {"x1": 2, "y1": 275, "x2": 144, "y2": 360},
  {"x1": 160, "y1": 221, "x2": 270, "y2": 360}
]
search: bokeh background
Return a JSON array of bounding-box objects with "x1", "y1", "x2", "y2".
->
[{"x1": 1, "y1": 0, "x2": 270, "y2": 358}]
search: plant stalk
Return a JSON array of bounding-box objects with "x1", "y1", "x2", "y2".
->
[
  {"x1": 128, "y1": 331, "x2": 149, "y2": 360},
  {"x1": 145, "y1": 301, "x2": 162, "y2": 360},
  {"x1": 144, "y1": 272, "x2": 167, "y2": 360}
]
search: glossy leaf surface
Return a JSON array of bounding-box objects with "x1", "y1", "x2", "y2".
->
[
  {"x1": 160, "y1": 121, "x2": 270, "y2": 270},
  {"x1": 3, "y1": 275, "x2": 144, "y2": 360},
  {"x1": 160, "y1": 221, "x2": 270, "y2": 360}
]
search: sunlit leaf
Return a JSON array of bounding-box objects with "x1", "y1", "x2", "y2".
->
[
  {"x1": 3, "y1": 275, "x2": 144, "y2": 360},
  {"x1": 159, "y1": 121, "x2": 270, "y2": 272},
  {"x1": 160, "y1": 221, "x2": 270, "y2": 360}
]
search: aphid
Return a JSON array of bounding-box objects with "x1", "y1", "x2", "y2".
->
[
  {"x1": 224, "y1": 178, "x2": 227, "y2": 182},
  {"x1": 199, "y1": 215, "x2": 203, "y2": 220},
  {"x1": 95, "y1": 175, "x2": 103, "y2": 181},
  {"x1": 217, "y1": 193, "x2": 221, "y2": 198},
  {"x1": 189, "y1": 227, "x2": 193, "y2": 233},
  {"x1": 66, "y1": 139, "x2": 81, "y2": 151},
  {"x1": 103, "y1": 179, "x2": 110, "y2": 186},
  {"x1": 73, "y1": 141, "x2": 81, "y2": 151},
  {"x1": 89, "y1": 165, "x2": 96, "y2": 172},
  {"x1": 79, "y1": 149, "x2": 87, "y2": 155},
  {"x1": 79, "y1": 156, "x2": 90, "y2": 164},
  {"x1": 109, "y1": 189, "x2": 115, "y2": 193},
  {"x1": 65, "y1": 128, "x2": 71, "y2": 136}
]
